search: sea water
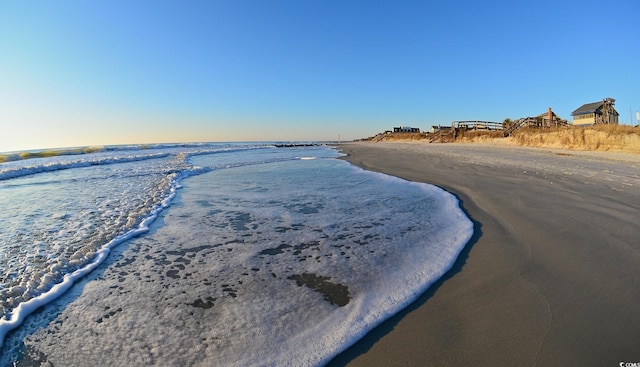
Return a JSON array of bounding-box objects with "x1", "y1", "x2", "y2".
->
[{"x1": 0, "y1": 143, "x2": 473, "y2": 366}]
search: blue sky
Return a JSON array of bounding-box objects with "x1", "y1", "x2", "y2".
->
[{"x1": 1, "y1": 0, "x2": 638, "y2": 151}]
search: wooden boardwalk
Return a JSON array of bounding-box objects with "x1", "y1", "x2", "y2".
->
[{"x1": 451, "y1": 121, "x2": 503, "y2": 131}]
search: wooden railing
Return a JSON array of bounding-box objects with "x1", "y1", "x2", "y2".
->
[{"x1": 451, "y1": 121, "x2": 503, "y2": 131}]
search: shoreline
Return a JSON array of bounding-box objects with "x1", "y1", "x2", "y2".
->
[
  {"x1": 329, "y1": 142, "x2": 640, "y2": 366},
  {"x1": 2, "y1": 145, "x2": 473, "y2": 366}
]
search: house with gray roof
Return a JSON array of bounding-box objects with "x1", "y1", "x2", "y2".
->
[{"x1": 571, "y1": 98, "x2": 619, "y2": 126}]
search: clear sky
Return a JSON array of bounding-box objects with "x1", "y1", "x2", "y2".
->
[{"x1": 1, "y1": 0, "x2": 638, "y2": 152}]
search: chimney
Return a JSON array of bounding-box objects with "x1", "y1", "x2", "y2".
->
[{"x1": 548, "y1": 107, "x2": 553, "y2": 126}]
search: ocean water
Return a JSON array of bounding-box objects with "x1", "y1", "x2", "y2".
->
[{"x1": 0, "y1": 143, "x2": 473, "y2": 366}]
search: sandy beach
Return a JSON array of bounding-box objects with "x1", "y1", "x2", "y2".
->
[{"x1": 330, "y1": 142, "x2": 640, "y2": 366}]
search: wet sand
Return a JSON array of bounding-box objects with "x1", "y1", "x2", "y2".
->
[{"x1": 329, "y1": 142, "x2": 640, "y2": 366}]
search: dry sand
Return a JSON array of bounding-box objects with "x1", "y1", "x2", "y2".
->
[{"x1": 329, "y1": 142, "x2": 640, "y2": 366}]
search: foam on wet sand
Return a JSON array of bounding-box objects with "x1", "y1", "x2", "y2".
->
[{"x1": 5, "y1": 152, "x2": 473, "y2": 366}]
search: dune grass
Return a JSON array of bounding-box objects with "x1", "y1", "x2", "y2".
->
[{"x1": 508, "y1": 125, "x2": 640, "y2": 153}]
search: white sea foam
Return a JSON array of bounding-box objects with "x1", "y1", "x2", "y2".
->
[
  {"x1": 0, "y1": 152, "x2": 171, "y2": 181},
  {"x1": 0, "y1": 162, "x2": 180, "y2": 348},
  {"x1": 1, "y1": 147, "x2": 472, "y2": 366},
  {"x1": 0, "y1": 143, "x2": 281, "y2": 349}
]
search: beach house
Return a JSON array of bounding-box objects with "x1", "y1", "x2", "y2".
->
[
  {"x1": 571, "y1": 98, "x2": 619, "y2": 126},
  {"x1": 393, "y1": 126, "x2": 420, "y2": 133}
]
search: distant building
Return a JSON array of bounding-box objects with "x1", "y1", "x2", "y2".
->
[
  {"x1": 518, "y1": 108, "x2": 567, "y2": 128},
  {"x1": 571, "y1": 98, "x2": 619, "y2": 126},
  {"x1": 393, "y1": 126, "x2": 420, "y2": 133},
  {"x1": 429, "y1": 125, "x2": 453, "y2": 134}
]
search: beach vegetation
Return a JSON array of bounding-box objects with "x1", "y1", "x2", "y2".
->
[
  {"x1": 509, "y1": 124, "x2": 640, "y2": 153},
  {"x1": 502, "y1": 118, "x2": 514, "y2": 129},
  {"x1": 458, "y1": 130, "x2": 504, "y2": 142}
]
